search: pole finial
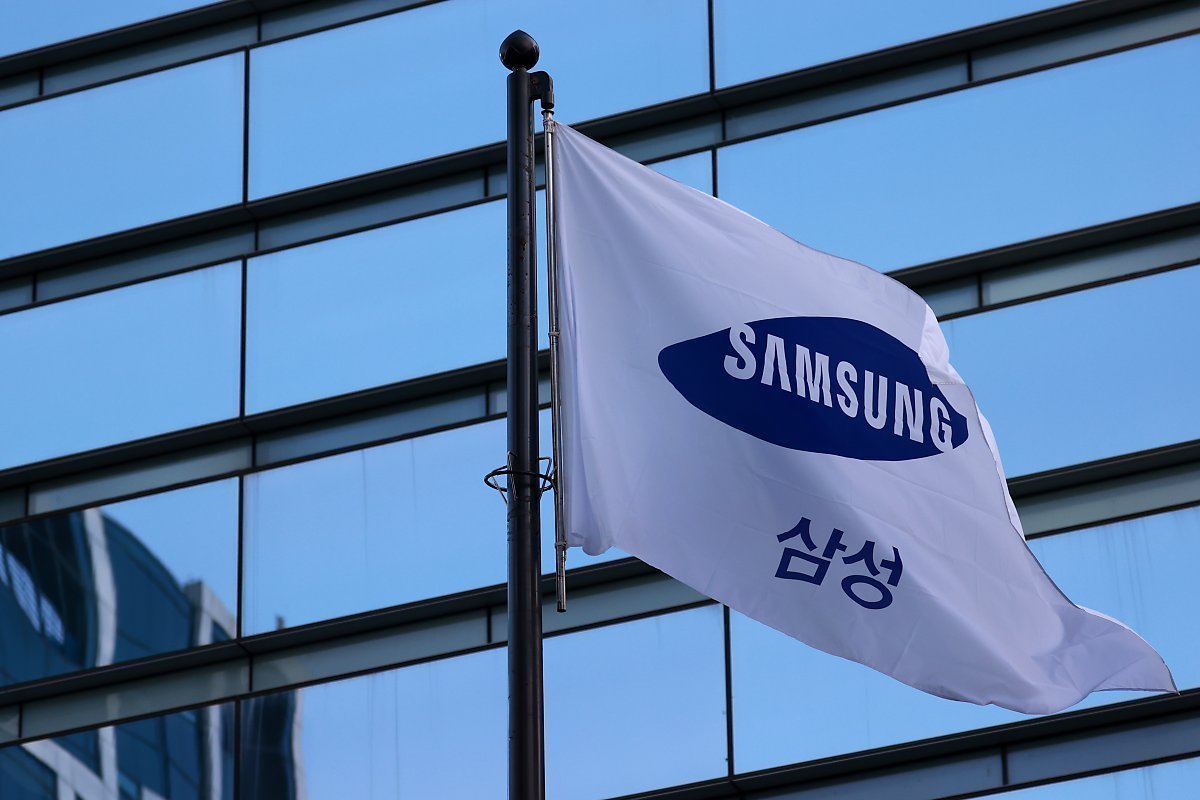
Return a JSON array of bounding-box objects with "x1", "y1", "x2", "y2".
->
[{"x1": 500, "y1": 29, "x2": 539, "y2": 71}]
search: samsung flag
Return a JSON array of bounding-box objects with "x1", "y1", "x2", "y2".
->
[{"x1": 550, "y1": 122, "x2": 1174, "y2": 714}]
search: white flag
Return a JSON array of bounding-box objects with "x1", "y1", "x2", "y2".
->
[{"x1": 550, "y1": 122, "x2": 1174, "y2": 715}]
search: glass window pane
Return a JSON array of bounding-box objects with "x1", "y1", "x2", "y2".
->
[
  {"x1": 249, "y1": 0, "x2": 708, "y2": 198},
  {"x1": 1016, "y1": 463, "x2": 1200, "y2": 537},
  {"x1": 0, "y1": 55, "x2": 244, "y2": 259},
  {"x1": 731, "y1": 507, "x2": 1200, "y2": 773},
  {"x1": 982, "y1": 227, "x2": 1200, "y2": 306},
  {"x1": 545, "y1": 606, "x2": 727, "y2": 798},
  {"x1": 241, "y1": 649, "x2": 507, "y2": 798},
  {"x1": 0, "y1": 278, "x2": 32, "y2": 312},
  {"x1": 717, "y1": 37, "x2": 1200, "y2": 270},
  {"x1": 714, "y1": 0, "x2": 1072, "y2": 87},
  {"x1": 724, "y1": 57, "x2": 967, "y2": 142},
  {"x1": 972, "y1": 2, "x2": 1200, "y2": 81},
  {"x1": 256, "y1": 171, "x2": 484, "y2": 252},
  {"x1": 0, "y1": 0, "x2": 214, "y2": 57},
  {"x1": 0, "y1": 479, "x2": 238, "y2": 688},
  {"x1": 650, "y1": 151, "x2": 714, "y2": 194},
  {"x1": 0, "y1": 73, "x2": 38, "y2": 107},
  {"x1": 262, "y1": 0, "x2": 428, "y2": 41},
  {"x1": 241, "y1": 607, "x2": 724, "y2": 799},
  {"x1": 606, "y1": 115, "x2": 723, "y2": 167},
  {"x1": 29, "y1": 441, "x2": 251, "y2": 516},
  {"x1": 42, "y1": 19, "x2": 258, "y2": 95},
  {"x1": 243, "y1": 411, "x2": 621, "y2": 635},
  {"x1": 0, "y1": 263, "x2": 242, "y2": 470},
  {"x1": 941, "y1": 266, "x2": 1200, "y2": 477},
  {"x1": 0, "y1": 702, "x2": 234, "y2": 800},
  {"x1": 246, "y1": 200, "x2": 526, "y2": 413},
  {"x1": 253, "y1": 389, "x2": 486, "y2": 467},
  {"x1": 920, "y1": 276, "x2": 978, "y2": 317},
  {"x1": 0, "y1": 743, "x2": 55, "y2": 797},
  {"x1": 983, "y1": 755, "x2": 1200, "y2": 799},
  {"x1": 37, "y1": 225, "x2": 256, "y2": 302}
]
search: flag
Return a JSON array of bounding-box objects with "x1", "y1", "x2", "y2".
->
[{"x1": 549, "y1": 122, "x2": 1174, "y2": 715}]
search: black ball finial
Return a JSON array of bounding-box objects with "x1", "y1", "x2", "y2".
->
[{"x1": 500, "y1": 29, "x2": 539, "y2": 70}]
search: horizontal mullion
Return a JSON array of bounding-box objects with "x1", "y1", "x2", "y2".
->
[{"x1": 0, "y1": 0, "x2": 290, "y2": 76}]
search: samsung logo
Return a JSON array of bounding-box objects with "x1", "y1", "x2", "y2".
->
[{"x1": 658, "y1": 317, "x2": 969, "y2": 461}]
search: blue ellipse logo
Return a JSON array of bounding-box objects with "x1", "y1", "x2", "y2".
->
[{"x1": 658, "y1": 317, "x2": 969, "y2": 461}]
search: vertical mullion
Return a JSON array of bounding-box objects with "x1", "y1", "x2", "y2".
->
[
  {"x1": 233, "y1": 699, "x2": 242, "y2": 800},
  {"x1": 239, "y1": 257, "x2": 248, "y2": 420},
  {"x1": 724, "y1": 604, "x2": 735, "y2": 778},
  {"x1": 235, "y1": 471, "x2": 245, "y2": 641},
  {"x1": 707, "y1": 0, "x2": 717, "y2": 94},
  {"x1": 241, "y1": 49, "x2": 251, "y2": 206}
]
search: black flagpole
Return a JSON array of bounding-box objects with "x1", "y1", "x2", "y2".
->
[{"x1": 499, "y1": 29, "x2": 552, "y2": 800}]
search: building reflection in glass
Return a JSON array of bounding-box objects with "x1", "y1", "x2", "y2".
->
[{"x1": 0, "y1": 478, "x2": 286, "y2": 799}]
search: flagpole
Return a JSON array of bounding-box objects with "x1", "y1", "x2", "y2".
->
[{"x1": 500, "y1": 29, "x2": 552, "y2": 800}]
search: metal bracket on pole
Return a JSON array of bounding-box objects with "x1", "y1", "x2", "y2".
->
[{"x1": 530, "y1": 70, "x2": 554, "y2": 110}]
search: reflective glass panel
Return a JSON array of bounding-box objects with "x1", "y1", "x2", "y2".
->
[
  {"x1": 0, "y1": 702, "x2": 234, "y2": 800},
  {"x1": 941, "y1": 265, "x2": 1200, "y2": 477},
  {"x1": 731, "y1": 506, "x2": 1200, "y2": 773},
  {"x1": 714, "y1": 0, "x2": 1069, "y2": 86},
  {"x1": 0, "y1": 55, "x2": 244, "y2": 259},
  {"x1": 986, "y1": 755, "x2": 1200, "y2": 799},
  {"x1": 0, "y1": 263, "x2": 242, "y2": 470},
  {"x1": 249, "y1": 0, "x2": 708, "y2": 197},
  {"x1": 241, "y1": 606, "x2": 723, "y2": 799},
  {"x1": 243, "y1": 412, "x2": 621, "y2": 635},
  {"x1": 545, "y1": 606, "x2": 728, "y2": 798},
  {"x1": 241, "y1": 648, "x2": 507, "y2": 798},
  {"x1": 717, "y1": 37, "x2": 1200, "y2": 270},
  {"x1": 0, "y1": 479, "x2": 238, "y2": 688},
  {"x1": 43, "y1": 19, "x2": 258, "y2": 96},
  {"x1": 246, "y1": 201, "x2": 512, "y2": 413},
  {"x1": 982, "y1": 227, "x2": 1200, "y2": 306},
  {"x1": 921, "y1": 276, "x2": 979, "y2": 317},
  {"x1": 0, "y1": 745, "x2": 54, "y2": 799},
  {"x1": 651, "y1": 151, "x2": 714, "y2": 195},
  {"x1": 246, "y1": 156, "x2": 710, "y2": 414},
  {"x1": 0, "y1": 0, "x2": 212, "y2": 57}
]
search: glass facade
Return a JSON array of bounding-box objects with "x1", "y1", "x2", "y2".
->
[
  {"x1": 731, "y1": 507, "x2": 1200, "y2": 772},
  {"x1": 0, "y1": 263, "x2": 242, "y2": 470},
  {"x1": 0, "y1": 55, "x2": 245, "y2": 259},
  {"x1": 718, "y1": 35, "x2": 1200, "y2": 271},
  {"x1": 712, "y1": 0, "x2": 1073, "y2": 87},
  {"x1": 0, "y1": 0, "x2": 213, "y2": 58},
  {"x1": 0, "y1": 479, "x2": 238, "y2": 687},
  {"x1": 248, "y1": 0, "x2": 708, "y2": 197},
  {"x1": 2, "y1": 2, "x2": 1198, "y2": 798}
]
